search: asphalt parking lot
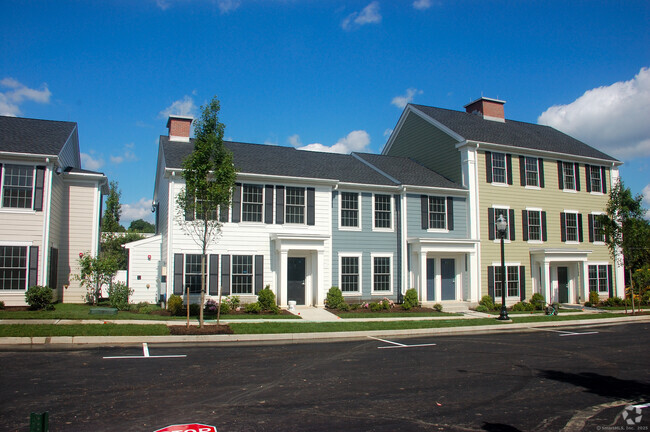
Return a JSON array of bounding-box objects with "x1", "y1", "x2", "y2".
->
[{"x1": 1, "y1": 322, "x2": 649, "y2": 431}]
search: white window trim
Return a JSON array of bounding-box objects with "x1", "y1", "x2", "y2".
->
[
  {"x1": 240, "y1": 183, "x2": 264, "y2": 224},
  {"x1": 231, "y1": 254, "x2": 255, "y2": 296},
  {"x1": 0, "y1": 243, "x2": 32, "y2": 291},
  {"x1": 0, "y1": 164, "x2": 36, "y2": 212},
  {"x1": 525, "y1": 207, "x2": 543, "y2": 244},
  {"x1": 589, "y1": 166, "x2": 604, "y2": 195},
  {"x1": 370, "y1": 253, "x2": 393, "y2": 295},
  {"x1": 491, "y1": 262, "x2": 522, "y2": 299},
  {"x1": 591, "y1": 211, "x2": 606, "y2": 245},
  {"x1": 426, "y1": 196, "x2": 449, "y2": 233},
  {"x1": 562, "y1": 162, "x2": 577, "y2": 192},
  {"x1": 372, "y1": 194, "x2": 393, "y2": 232},
  {"x1": 339, "y1": 191, "x2": 362, "y2": 232},
  {"x1": 285, "y1": 186, "x2": 306, "y2": 225},
  {"x1": 564, "y1": 210, "x2": 579, "y2": 244},
  {"x1": 339, "y1": 252, "x2": 362, "y2": 296},
  {"x1": 588, "y1": 262, "x2": 610, "y2": 294},
  {"x1": 492, "y1": 205, "x2": 511, "y2": 244},
  {"x1": 491, "y1": 152, "x2": 508, "y2": 186},
  {"x1": 523, "y1": 157, "x2": 541, "y2": 189}
]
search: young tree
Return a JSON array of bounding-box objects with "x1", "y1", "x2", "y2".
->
[
  {"x1": 102, "y1": 181, "x2": 126, "y2": 232},
  {"x1": 176, "y1": 96, "x2": 237, "y2": 327},
  {"x1": 76, "y1": 252, "x2": 120, "y2": 305},
  {"x1": 101, "y1": 232, "x2": 145, "y2": 270},
  {"x1": 599, "y1": 181, "x2": 650, "y2": 313},
  {"x1": 128, "y1": 219, "x2": 155, "y2": 233}
]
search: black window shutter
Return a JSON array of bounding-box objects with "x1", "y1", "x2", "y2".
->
[
  {"x1": 485, "y1": 152, "x2": 493, "y2": 183},
  {"x1": 607, "y1": 265, "x2": 613, "y2": 298},
  {"x1": 488, "y1": 208, "x2": 495, "y2": 240},
  {"x1": 48, "y1": 247, "x2": 58, "y2": 290},
  {"x1": 538, "y1": 158, "x2": 545, "y2": 188},
  {"x1": 522, "y1": 210, "x2": 529, "y2": 241},
  {"x1": 307, "y1": 187, "x2": 315, "y2": 226},
  {"x1": 275, "y1": 186, "x2": 285, "y2": 224},
  {"x1": 446, "y1": 197, "x2": 454, "y2": 231},
  {"x1": 506, "y1": 154, "x2": 513, "y2": 185},
  {"x1": 578, "y1": 213, "x2": 584, "y2": 242},
  {"x1": 173, "y1": 254, "x2": 183, "y2": 295},
  {"x1": 557, "y1": 161, "x2": 564, "y2": 190},
  {"x1": 561, "y1": 213, "x2": 567, "y2": 242},
  {"x1": 254, "y1": 255, "x2": 264, "y2": 294},
  {"x1": 519, "y1": 156, "x2": 526, "y2": 186},
  {"x1": 221, "y1": 255, "x2": 231, "y2": 295},
  {"x1": 585, "y1": 164, "x2": 592, "y2": 192},
  {"x1": 541, "y1": 211, "x2": 548, "y2": 241},
  {"x1": 33, "y1": 166, "x2": 45, "y2": 211},
  {"x1": 519, "y1": 266, "x2": 526, "y2": 301},
  {"x1": 588, "y1": 214, "x2": 594, "y2": 243},
  {"x1": 601, "y1": 167, "x2": 607, "y2": 193},
  {"x1": 574, "y1": 163, "x2": 581, "y2": 191},
  {"x1": 231, "y1": 183, "x2": 241, "y2": 223},
  {"x1": 28, "y1": 246, "x2": 39, "y2": 288},
  {"x1": 508, "y1": 209, "x2": 515, "y2": 241},
  {"x1": 184, "y1": 192, "x2": 195, "y2": 221},
  {"x1": 209, "y1": 254, "x2": 219, "y2": 295},
  {"x1": 421, "y1": 195, "x2": 429, "y2": 230},
  {"x1": 219, "y1": 203, "x2": 229, "y2": 223},
  {"x1": 264, "y1": 185, "x2": 274, "y2": 224},
  {"x1": 488, "y1": 266, "x2": 495, "y2": 300}
]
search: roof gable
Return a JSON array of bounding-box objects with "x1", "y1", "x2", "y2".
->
[{"x1": 0, "y1": 116, "x2": 78, "y2": 156}]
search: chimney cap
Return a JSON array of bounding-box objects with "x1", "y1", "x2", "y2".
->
[
  {"x1": 166, "y1": 115, "x2": 194, "y2": 128},
  {"x1": 463, "y1": 96, "x2": 506, "y2": 109}
]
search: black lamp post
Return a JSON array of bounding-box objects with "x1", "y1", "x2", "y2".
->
[{"x1": 496, "y1": 214, "x2": 510, "y2": 321}]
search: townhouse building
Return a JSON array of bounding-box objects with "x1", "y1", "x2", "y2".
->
[
  {"x1": 0, "y1": 116, "x2": 108, "y2": 306},
  {"x1": 126, "y1": 116, "x2": 480, "y2": 308},
  {"x1": 383, "y1": 97, "x2": 623, "y2": 305}
]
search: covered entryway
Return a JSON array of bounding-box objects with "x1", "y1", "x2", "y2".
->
[
  {"x1": 530, "y1": 249, "x2": 592, "y2": 304},
  {"x1": 287, "y1": 257, "x2": 306, "y2": 305}
]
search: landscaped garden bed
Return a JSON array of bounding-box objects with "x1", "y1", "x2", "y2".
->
[{"x1": 168, "y1": 324, "x2": 233, "y2": 335}]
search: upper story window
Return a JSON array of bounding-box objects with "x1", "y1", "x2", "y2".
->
[
  {"x1": 285, "y1": 187, "x2": 305, "y2": 224},
  {"x1": 523, "y1": 157, "x2": 540, "y2": 187},
  {"x1": 2, "y1": 164, "x2": 34, "y2": 209},
  {"x1": 428, "y1": 196, "x2": 447, "y2": 229},
  {"x1": 485, "y1": 151, "x2": 512, "y2": 185},
  {"x1": 589, "y1": 213, "x2": 606, "y2": 243},
  {"x1": 562, "y1": 162, "x2": 576, "y2": 190},
  {"x1": 526, "y1": 210, "x2": 541, "y2": 241},
  {"x1": 589, "y1": 166, "x2": 602, "y2": 192},
  {"x1": 561, "y1": 211, "x2": 582, "y2": 243},
  {"x1": 374, "y1": 194, "x2": 392, "y2": 229},
  {"x1": 340, "y1": 192, "x2": 359, "y2": 228},
  {"x1": 242, "y1": 184, "x2": 263, "y2": 222},
  {"x1": 489, "y1": 207, "x2": 513, "y2": 241},
  {"x1": 492, "y1": 153, "x2": 507, "y2": 184}
]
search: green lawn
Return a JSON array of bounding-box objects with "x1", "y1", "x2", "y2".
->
[
  {"x1": 335, "y1": 311, "x2": 461, "y2": 318},
  {"x1": 0, "y1": 324, "x2": 171, "y2": 337}
]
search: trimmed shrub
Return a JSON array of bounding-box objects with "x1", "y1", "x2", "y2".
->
[
  {"x1": 338, "y1": 302, "x2": 350, "y2": 311},
  {"x1": 475, "y1": 304, "x2": 489, "y2": 313},
  {"x1": 402, "y1": 288, "x2": 419, "y2": 310},
  {"x1": 257, "y1": 286, "x2": 277, "y2": 311},
  {"x1": 189, "y1": 303, "x2": 201, "y2": 316},
  {"x1": 245, "y1": 302, "x2": 261, "y2": 314},
  {"x1": 370, "y1": 302, "x2": 382, "y2": 312},
  {"x1": 512, "y1": 301, "x2": 534, "y2": 312},
  {"x1": 584, "y1": 302, "x2": 593, "y2": 308},
  {"x1": 0, "y1": 300, "x2": 4, "y2": 310},
  {"x1": 325, "y1": 287, "x2": 345, "y2": 310},
  {"x1": 204, "y1": 298, "x2": 219, "y2": 314},
  {"x1": 530, "y1": 293, "x2": 545, "y2": 311},
  {"x1": 642, "y1": 290, "x2": 650, "y2": 306},
  {"x1": 479, "y1": 295, "x2": 495, "y2": 311},
  {"x1": 107, "y1": 282, "x2": 133, "y2": 311},
  {"x1": 604, "y1": 296, "x2": 623, "y2": 307},
  {"x1": 589, "y1": 291, "x2": 600, "y2": 306},
  {"x1": 433, "y1": 303, "x2": 443, "y2": 312},
  {"x1": 25, "y1": 285, "x2": 54, "y2": 310},
  {"x1": 167, "y1": 294, "x2": 183, "y2": 316}
]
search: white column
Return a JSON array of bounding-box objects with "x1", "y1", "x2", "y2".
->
[
  {"x1": 279, "y1": 250, "x2": 288, "y2": 308},
  {"x1": 419, "y1": 251, "x2": 427, "y2": 301},
  {"x1": 543, "y1": 261, "x2": 552, "y2": 303},
  {"x1": 317, "y1": 249, "x2": 325, "y2": 306}
]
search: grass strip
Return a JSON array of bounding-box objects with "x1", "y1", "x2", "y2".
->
[
  {"x1": 0, "y1": 324, "x2": 171, "y2": 337},
  {"x1": 335, "y1": 312, "x2": 460, "y2": 319}
]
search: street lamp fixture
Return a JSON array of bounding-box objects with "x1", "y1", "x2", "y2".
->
[{"x1": 496, "y1": 214, "x2": 510, "y2": 321}]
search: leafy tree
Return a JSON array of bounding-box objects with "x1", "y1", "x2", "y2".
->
[
  {"x1": 101, "y1": 232, "x2": 145, "y2": 270},
  {"x1": 599, "y1": 181, "x2": 650, "y2": 313},
  {"x1": 102, "y1": 181, "x2": 126, "y2": 232},
  {"x1": 176, "y1": 96, "x2": 237, "y2": 327},
  {"x1": 76, "y1": 252, "x2": 119, "y2": 305},
  {"x1": 128, "y1": 219, "x2": 155, "y2": 233}
]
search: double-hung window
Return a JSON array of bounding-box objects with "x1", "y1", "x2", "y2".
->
[
  {"x1": 588, "y1": 265, "x2": 609, "y2": 294},
  {"x1": 372, "y1": 256, "x2": 391, "y2": 293},
  {"x1": 589, "y1": 166, "x2": 602, "y2": 192},
  {"x1": 285, "y1": 187, "x2": 305, "y2": 224},
  {"x1": 524, "y1": 157, "x2": 539, "y2": 187},
  {"x1": 0, "y1": 246, "x2": 28, "y2": 290},
  {"x1": 242, "y1": 184, "x2": 263, "y2": 222},
  {"x1": 2, "y1": 164, "x2": 34, "y2": 209},
  {"x1": 565, "y1": 212, "x2": 578, "y2": 242},
  {"x1": 494, "y1": 265, "x2": 520, "y2": 298},
  {"x1": 428, "y1": 196, "x2": 447, "y2": 229},
  {"x1": 232, "y1": 255, "x2": 253, "y2": 294},
  {"x1": 492, "y1": 153, "x2": 507, "y2": 184},
  {"x1": 340, "y1": 192, "x2": 359, "y2": 228},
  {"x1": 340, "y1": 256, "x2": 360, "y2": 293},
  {"x1": 184, "y1": 254, "x2": 202, "y2": 294},
  {"x1": 492, "y1": 207, "x2": 511, "y2": 240},
  {"x1": 527, "y1": 210, "x2": 542, "y2": 241},
  {"x1": 374, "y1": 194, "x2": 392, "y2": 229},
  {"x1": 562, "y1": 162, "x2": 576, "y2": 190}
]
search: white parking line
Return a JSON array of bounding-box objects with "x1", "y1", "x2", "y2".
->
[
  {"x1": 368, "y1": 336, "x2": 437, "y2": 349},
  {"x1": 103, "y1": 343, "x2": 187, "y2": 359},
  {"x1": 529, "y1": 328, "x2": 599, "y2": 337}
]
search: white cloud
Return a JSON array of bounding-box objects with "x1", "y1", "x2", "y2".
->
[
  {"x1": 538, "y1": 67, "x2": 650, "y2": 160},
  {"x1": 413, "y1": 0, "x2": 432, "y2": 10},
  {"x1": 159, "y1": 95, "x2": 197, "y2": 119},
  {"x1": 643, "y1": 184, "x2": 650, "y2": 219},
  {"x1": 110, "y1": 146, "x2": 138, "y2": 165},
  {"x1": 0, "y1": 78, "x2": 51, "y2": 116},
  {"x1": 391, "y1": 88, "x2": 423, "y2": 108},
  {"x1": 342, "y1": 2, "x2": 381, "y2": 31},
  {"x1": 287, "y1": 134, "x2": 302, "y2": 147},
  {"x1": 383, "y1": 128, "x2": 393, "y2": 138},
  {"x1": 80, "y1": 153, "x2": 104, "y2": 171},
  {"x1": 297, "y1": 130, "x2": 371, "y2": 154},
  {"x1": 217, "y1": 0, "x2": 240, "y2": 13},
  {"x1": 122, "y1": 198, "x2": 155, "y2": 224}
]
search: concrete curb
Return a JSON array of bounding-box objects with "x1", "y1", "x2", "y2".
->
[{"x1": 1, "y1": 315, "x2": 648, "y2": 348}]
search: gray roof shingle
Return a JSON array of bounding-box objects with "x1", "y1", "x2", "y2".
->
[
  {"x1": 410, "y1": 104, "x2": 619, "y2": 162},
  {"x1": 0, "y1": 116, "x2": 77, "y2": 156}
]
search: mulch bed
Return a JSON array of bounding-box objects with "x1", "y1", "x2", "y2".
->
[
  {"x1": 168, "y1": 324, "x2": 234, "y2": 335},
  {"x1": 333, "y1": 306, "x2": 440, "y2": 315}
]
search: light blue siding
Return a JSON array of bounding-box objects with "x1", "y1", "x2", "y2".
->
[{"x1": 406, "y1": 194, "x2": 469, "y2": 239}]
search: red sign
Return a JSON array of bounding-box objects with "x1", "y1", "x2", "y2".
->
[{"x1": 154, "y1": 424, "x2": 217, "y2": 432}]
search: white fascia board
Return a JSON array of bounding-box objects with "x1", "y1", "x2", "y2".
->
[
  {"x1": 336, "y1": 182, "x2": 400, "y2": 192},
  {"x1": 401, "y1": 185, "x2": 468, "y2": 196},
  {"x1": 124, "y1": 234, "x2": 162, "y2": 250},
  {"x1": 236, "y1": 172, "x2": 339, "y2": 187},
  {"x1": 0, "y1": 152, "x2": 59, "y2": 162}
]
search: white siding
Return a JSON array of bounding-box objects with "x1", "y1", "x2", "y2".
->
[{"x1": 126, "y1": 235, "x2": 162, "y2": 304}]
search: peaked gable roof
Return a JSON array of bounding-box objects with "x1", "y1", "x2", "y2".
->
[
  {"x1": 0, "y1": 116, "x2": 77, "y2": 156},
  {"x1": 409, "y1": 104, "x2": 619, "y2": 162}
]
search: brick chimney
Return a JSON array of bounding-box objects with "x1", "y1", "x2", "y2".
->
[
  {"x1": 167, "y1": 115, "x2": 193, "y2": 142},
  {"x1": 464, "y1": 97, "x2": 506, "y2": 122}
]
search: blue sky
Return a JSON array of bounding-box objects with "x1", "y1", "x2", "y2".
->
[{"x1": 2, "y1": 0, "x2": 649, "y2": 225}]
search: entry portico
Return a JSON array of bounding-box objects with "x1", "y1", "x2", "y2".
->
[{"x1": 530, "y1": 249, "x2": 592, "y2": 305}]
